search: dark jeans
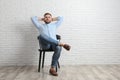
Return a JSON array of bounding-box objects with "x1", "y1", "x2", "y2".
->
[{"x1": 39, "y1": 34, "x2": 62, "y2": 68}]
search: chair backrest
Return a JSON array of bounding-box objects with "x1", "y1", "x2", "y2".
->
[{"x1": 56, "y1": 35, "x2": 61, "y2": 40}]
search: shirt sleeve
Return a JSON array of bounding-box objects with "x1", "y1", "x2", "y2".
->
[
  {"x1": 31, "y1": 16, "x2": 42, "y2": 29},
  {"x1": 55, "y1": 16, "x2": 63, "y2": 28}
]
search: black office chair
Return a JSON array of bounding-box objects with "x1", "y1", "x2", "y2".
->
[{"x1": 37, "y1": 35, "x2": 61, "y2": 72}]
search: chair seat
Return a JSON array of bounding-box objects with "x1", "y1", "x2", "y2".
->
[{"x1": 39, "y1": 46, "x2": 54, "y2": 51}]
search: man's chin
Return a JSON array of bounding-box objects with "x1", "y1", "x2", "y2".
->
[{"x1": 45, "y1": 21, "x2": 51, "y2": 24}]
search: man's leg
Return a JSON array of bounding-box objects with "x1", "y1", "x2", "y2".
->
[
  {"x1": 39, "y1": 34, "x2": 71, "y2": 51},
  {"x1": 39, "y1": 34, "x2": 59, "y2": 46},
  {"x1": 39, "y1": 34, "x2": 71, "y2": 76},
  {"x1": 51, "y1": 45, "x2": 62, "y2": 68},
  {"x1": 49, "y1": 45, "x2": 62, "y2": 76}
]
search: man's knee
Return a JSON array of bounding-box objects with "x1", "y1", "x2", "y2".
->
[{"x1": 55, "y1": 46, "x2": 62, "y2": 51}]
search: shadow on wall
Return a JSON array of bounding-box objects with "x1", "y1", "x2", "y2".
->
[{"x1": 15, "y1": 20, "x2": 39, "y2": 66}]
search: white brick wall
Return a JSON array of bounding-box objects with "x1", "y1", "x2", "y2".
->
[{"x1": 0, "y1": 0, "x2": 120, "y2": 66}]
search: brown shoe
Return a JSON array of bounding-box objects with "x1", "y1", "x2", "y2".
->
[
  {"x1": 63, "y1": 44, "x2": 71, "y2": 51},
  {"x1": 49, "y1": 69, "x2": 58, "y2": 76}
]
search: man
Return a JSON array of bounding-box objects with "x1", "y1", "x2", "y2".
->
[{"x1": 31, "y1": 13, "x2": 71, "y2": 76}]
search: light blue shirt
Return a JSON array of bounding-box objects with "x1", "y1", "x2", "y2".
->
[{"x1": 31, "y1": 16, "x2": 63, "y2": 40}]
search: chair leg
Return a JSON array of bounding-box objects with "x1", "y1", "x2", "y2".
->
[
  {"x1": 38, "y1": 51, "x2": 42, "y2": 72},
  {"x1": 56, "y1": 61, "x2": 60, "y2": 72},
  {"x1": 58, "y1": 61, "x2": 60, "y2": 68},
  {"x1": 56, "y1": 65, "x2": 58, "y2": 72},
  {"x1": 42, "y1": 51, "x2": 45, "y2": 68}
]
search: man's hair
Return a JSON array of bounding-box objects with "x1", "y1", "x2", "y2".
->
[{"x1": 44, "y1": 12, "x2": 52, "y2": 17}]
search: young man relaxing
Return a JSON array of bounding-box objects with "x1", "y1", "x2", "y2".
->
[{"x1": 31, "y1": 13, "x2": 71, "y2": 76}]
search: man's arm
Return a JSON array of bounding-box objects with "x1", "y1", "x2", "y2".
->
[
  {"x1": 31, "y1": 16, "x2": 42, "y2": 29},
  {"x1": 54, "y1": 16, "x2": 63, "y2": 27},
  {"x1": 38, "y1": 17, "x2": 44, "y2": 21},
  {"x1": 52, "y1": 17, "x2": 58, "y2": 21}
]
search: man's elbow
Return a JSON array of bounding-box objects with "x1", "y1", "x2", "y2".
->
[
  {"x1": 31, "y1": 16, "x2": 34, "y2": 21},
  {"x1": 31, "y1": 16, "x2": 37, "y2": 23},
  {"x1": 58, "y1": 16, "x2": 63, "y2": 21}
]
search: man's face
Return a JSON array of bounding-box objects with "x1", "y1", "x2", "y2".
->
[{"x1": 44, "y1": 15, "x2": 52, "y2": 24}]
